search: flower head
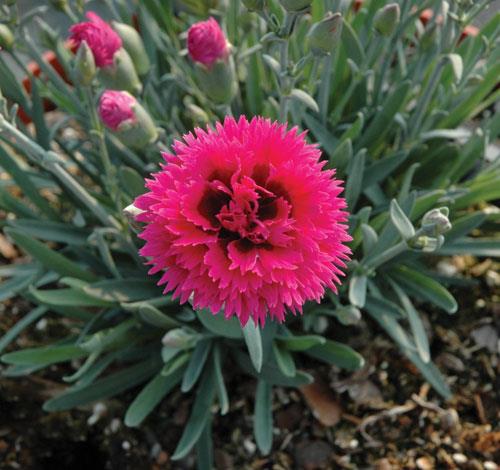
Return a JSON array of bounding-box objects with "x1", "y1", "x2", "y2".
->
[
  {"x1": 98, "y1": 90, "x2": 136, "y2": 131},
  {"x1": 69, "y1": 12, "x2": 122, "y2": 67},
  {"x1": 135, "y1": 117, "x2": 351, "y2": 326},
  {"x1": 187, "y1": 18, "x2": 229, "y2": 67}
]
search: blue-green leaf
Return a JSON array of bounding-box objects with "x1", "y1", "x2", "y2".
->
[
  {"x1": 307, "y1": 340, "x2": 364, "y2": 370},
  {"x1": 181, "y1": 339, "x2": 212, "y2": 393},
  {"x1": 171, "y1": 367, "x2": 217, "y2": 460},
  {"x1": 125, "y1": 366, "x2": 184, "y2": 427},
  {"x1": 243, "y1": 320, "x2": 263, "y2": 373},
  {"x1": 254, "y1": 380, "x2": 273, "y2": 455}
]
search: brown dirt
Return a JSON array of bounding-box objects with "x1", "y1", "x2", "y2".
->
[{"x1": 0, "y1": 258, "x2": 498, "y2": 470}]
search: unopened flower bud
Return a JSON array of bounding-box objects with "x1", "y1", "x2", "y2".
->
[
  {"x1": 98, "y1": 48, "x2": 142, "y2": 94},
  {"x1": 373, "y1": 3, "x2": 400, "y2": 36},
  {"x1": 187, "y1": 18, "x2": 229, "y2": 68},
  {"x1": 410, "y1": 234, "x2": 445, "y2": 252},
  {"x1": 0, "y1": 24, "x2": 14, "y2": 51},
  {"x1": 73, "y1": 41, "x2": 96, "y2": 86},
  {"x1": 279, "y1": 0, "x2": 312, "y2": 12},
  {"x1": 98, "y1": 90, "x2": 157, "y2": 148},
  {"x1": 193, "y1": 59, "x2": 237, "y2": 104},
  {"x1": 242, "y1": 0, "x2": 265, "y2": 11},
  {"x1": 69, "y1": 12, "x2": 122, "y2": 68},
  {"x1": 111, "y1": 21, "x2": 150, "y2": 76},
  {"x1": 421, "y1": 207, "x2": 451, "y2": 236},
  {"x1": 307, "y1": 12, "x2": 342, "y2": 56},
  {"x1": 187, "y1": 18, "x2": 236, "y2": 104}
]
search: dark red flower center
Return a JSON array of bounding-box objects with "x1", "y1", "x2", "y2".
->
[{"x1": 197, "y1": 168, "x2": 291, "y2": 247}]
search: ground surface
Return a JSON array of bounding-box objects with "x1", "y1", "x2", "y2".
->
[{"x1": 0, "y1": 254, "x2": 498, "y2": 470}]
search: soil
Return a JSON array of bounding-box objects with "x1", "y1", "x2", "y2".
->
[{"x1": 0, "y1": 257, "x2": 498, "y2": 470}]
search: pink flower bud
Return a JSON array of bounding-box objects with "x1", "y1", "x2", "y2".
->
[
  {"x1": 98, "y1": 90, "x2": 158, "y2": 148},
  {"x1": 69, "y1": 12, "x2": 122, "y2": 68},
  {"x1": 187, "y1": 18, "x2": 229, "y2": 68},
  {"x1": 98, "y1": 90, "x2": 136, "y2": 131}
]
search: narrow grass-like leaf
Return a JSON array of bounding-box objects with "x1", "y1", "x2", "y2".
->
[
  {"x1": 243, "y1": 319, "x2": 263, "y2": 373},
  {"x1": 196, "y1": 418, "x2": 213, "y2": 470},
  {"x1": 254, "y1": 380, "x2": 273, "y2": 455},
  {"x1": 341, "y1": 20, "x2": 365, "y2": 66},
  {"x1": 43, "y1": 357, "x2": 161, "y2": 412},
  {"x1": 119, "y1": 166, "x2": 146, "y2": 199},
  {"x1": 405, "y1": 349, "x2": 451, "y2": 399},
  {"x1": 8, "y1": 219, "x2": 89, "y2": 245},
  {"x1": 272, "y1": 342, "x2": 296, "y2": 378},
  {"x1": 5, "y1": 228, "x2": 97, "y2": 282},
  {"x1": 2, "y1": 344, "x2": 87, "y2": 367},
  {"x1": 181, "y1": 339, "x2": 212, "y2": 393},
  {"x1": 125, "y1": 366, "x2": 184, "y2": 427},
  {"x1": 234, "y1": 350, "x2": 313, "y2": 387},
  {"x1": 363, "y1": 150, "x2": 409, "y2": 188},
  {"x1": 364, "y1": 295, "x2": 405, "y2": 319},
  {"x1": 82, "y1": 279, "x2": 160, "y2": 302},
  {"x1": 196, "y1": 309, "x2": 243, "y2": 339},
  {"x1": 137, "y1": 304, "x2": 181, "y2": 329},
  {"x1": 328, "y1": 138, "x2": 352, "y2": 171},
  {"x1": 30, "y1": 287, "x2": 114, "y2": 308},
  {"x1": 213, "y1": 344, "x2": 229, "y2": 415},
  {"x1": 437, "y1": 238, "x2": 500, "y2": 257},
  {"x1": 345, "y1": 149, "x2": 366, "y2": 210},
  {"x1": 390, "y1": 199, "x2": 415, "y2": 240},
  {"x1": 446, "y1": 212, "x2": 487, "y2": 242},
  {"x1": 390, "y1": 280, "x2": 430, "y2": 363},
  {"x1": 356, "y1": 81, "x2": 411, "y2": 150},
  {"x1": 171, "y1": 366, "x2": 217, "y2": 460},
  {"x1": 303, "y1": 113, "x2": 337, "y2": 157},
  {"x1": 307, "y1": 340, "x2": 364, "y2": 370},
  {"x1": 275, "y1": 334, "x2": 325, "y2": 351},
  {"x1": 0, "y1": 306, "x2": 47, "y2": 354},
  {"x1": 349, "y1": 274, "x2": 367, "y2": 308},
  {"x1": 391, "y1": 265, "x2": 458, "y2": 314}
]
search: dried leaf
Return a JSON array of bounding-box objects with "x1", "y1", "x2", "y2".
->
[
  {"x1": 0, "y1": 233, "x2": 17, "y2": 259},
  {"x1": 299, "y1": 379, "x2": 341, "y2": 427}
]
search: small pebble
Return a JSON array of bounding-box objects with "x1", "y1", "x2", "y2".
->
[
  {"x1": 484, "y1": 462, "x2": 498, "y2": 470},
  {"x1": 109, "y1": 418, "x2": 121, "y2": 433},
  {"x1": 416, "y1": 456, "x2": 434, "y2": 470},
  {"x1": 35, "y1": 318, "x2": 48, "y2": 331},
  {"x1": 453, "y1": 453, "x2": 467, "y2": 464},
  {"x1": 243, "y1": 438, "x2": 256, "y2": 455},
  {"x1": 150, "y1": 442, "x2": 162, "y2": 459},
  {"x1": 475, "y1": 299, "x2": 486, "y2": 308},
  {"x1": 87, "y1": 402, "x2": 107, "y2": 425},
  {"x1": 156, "y1": 451, "x2": 169, "y2": 465},
  {"x1": 441, "y1": 408, "x2": 460, "y2": 432}
]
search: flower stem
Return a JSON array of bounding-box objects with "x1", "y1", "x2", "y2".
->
[
  {"x1": 83, "y1": 87, "x2": 120, "y2": 211},
  {"x1": 307, "y1": 56, "x2": 320, "y2": 94},
  {"x1": 318, "y1": 54, "x2": 332, "y2": 124},
  {"x1": 278, "y1": 12, "x2": 296, "y2": 122}
]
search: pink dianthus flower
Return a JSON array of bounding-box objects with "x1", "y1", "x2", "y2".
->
[
  {"x1": 187, "y1": 18, "x2": 229, "y2": 67},
  {"x1": 98, "y1": 90, "x2": 136, "y2": 131},
  {"x1": 135, "y1": 116, "x2": 351, "y2": 326},
  {"x1": 69, "y1": 12, "x2": 122, "y2": 68}
]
